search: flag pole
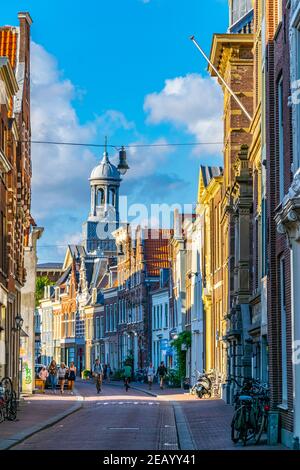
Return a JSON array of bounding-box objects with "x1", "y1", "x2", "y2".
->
[{"x1": 190, "y1": 35, "x2": 252, "y2": 122}]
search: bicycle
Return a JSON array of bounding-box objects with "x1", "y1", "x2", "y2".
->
[
  {"x1": 230, "y1": 376, "x2": 270, "y2": 446},
  {"x1": 94, "y1": 373, "x2": 102, "y2": 393},
  {"x1": 252, "y1": 383, "x2": 270, "y2": 444},
  {"x1": 124, "y1": 377, "x2": 130, "y2": 392},
  {"x1": 0, "y1": 377, "x2": 18, "y2": 421}
]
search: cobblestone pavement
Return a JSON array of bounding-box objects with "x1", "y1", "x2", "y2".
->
[
  {"x1": 176, "y1": 397, "x2": 285, "y2": 450},
  {"x1": 0, "y1": 388, "x2": 82, "y2": 449},
  {"x1": 12, "y1": 380, "x2": 178, "y2": 450},
  {"x1": 2, "y1": 380, "x2": 286, "y2": 450}
]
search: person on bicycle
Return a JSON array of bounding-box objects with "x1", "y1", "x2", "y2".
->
[
  {"x1": 157, "y1": 361, "x2": 167, "y2": 390},
  {"x1": 93, "y1": 359, "x2": 103, "y2": 393},
  {"x1": 124, "y1": 363, "x2": 132, "y2": 392}
]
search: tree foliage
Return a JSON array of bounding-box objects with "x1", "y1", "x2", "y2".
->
[
  {"x1": 35, "y1": 276, "x2": 54, "y2": 306},
  {"x1": 170, "y1": 331, "x2": 192, "y2": 380}
]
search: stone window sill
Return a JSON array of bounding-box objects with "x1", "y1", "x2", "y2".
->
[{"x1": 277, "y1": 403, "x2": 288, "y2": 411}]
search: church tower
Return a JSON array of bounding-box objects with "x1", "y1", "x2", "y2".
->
[{"x1": 82, "y1": 142, "x2": 129, "y2": 255}]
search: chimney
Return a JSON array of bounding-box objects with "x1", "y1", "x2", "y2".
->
[
  {"x1": 18, "y1": 12, "x2": 33, "y2": 26},
  {"x1": 17, "y1": 12, "x2": 33, "y2": 65}
]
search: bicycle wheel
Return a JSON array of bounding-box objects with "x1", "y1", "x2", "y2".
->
[
  {"x1": 0, "y1": 377, "x2": 13, "y2": 400},
  {"x1": 231, "y1": 407, "x2": 245, "y2": 443},
  {"x1": 0, "y1": 403, "x2": 5, "y2": 423},
  {"x1": 6, "y1": 391, "x2": 17, "y2": 421},
  {"x1": 242, "y1": 407, "x2": 257, "y2": 446},
  {"x1": 255, "y1": 413, "x2": 267, "y2": 444}
]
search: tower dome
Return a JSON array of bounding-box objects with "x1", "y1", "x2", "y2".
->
[{"x1": 90, "y1": 151, "x2": 121, "y2": 182}]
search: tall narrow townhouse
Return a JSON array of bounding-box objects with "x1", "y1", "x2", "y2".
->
[
  {"x1": 0, "y1": 12, "x2": 33, "y2": 392},
  {"x1": 0, "y1": 57, "x2": 18, "y2": 381},
  {"x1": 209, "y1": 1, "x2": 254, "y2": 403},
  {"x1": 275, "y1": 0, "x2": 300, "y2": 449},
  {"x1": 246, "y1": 0, "x2": 268, "y2": 386},
  {"x1": 114, "y1": 225, "x2": 170, "y2": 370},
  {"x1": 198, "y1": 166, "x2": 226, "y2": 395}
]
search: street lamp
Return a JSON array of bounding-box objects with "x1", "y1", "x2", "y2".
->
[
  {"x1": 188, "y1": 271, "x2": 199, "y2": 279},
  {"x1": 12, "y1": 314, "x2": 24, "y2": 332},
  {"x1": 117, "y1": 146, "x2": 130, "y2": 175}
]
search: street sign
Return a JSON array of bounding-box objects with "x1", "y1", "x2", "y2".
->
[{"x1": 160, "y1": 339, "x2": 169, "y2": 351}]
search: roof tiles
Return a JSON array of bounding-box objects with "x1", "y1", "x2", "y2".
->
[{"x1": 0, "y1": 28, "x2": 18, "y2": 70}]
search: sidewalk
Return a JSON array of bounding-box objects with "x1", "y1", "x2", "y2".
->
[
  {"x1": 0, "y1": 389, "x2": 83, "y2": 450},
  {"x1": 175, "y1": 397, "x2": 286, "y2": 450}
]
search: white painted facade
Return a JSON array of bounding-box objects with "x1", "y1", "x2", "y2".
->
[
  {"x1": 151, "y1": 289, "x2": 172, "y2": 370},
  {"x1": 190, "y1": 218, "x2": 204, "y2": 386},
  {"x1": 20, "y1": 227, "x2": 43, "y2": 393}
]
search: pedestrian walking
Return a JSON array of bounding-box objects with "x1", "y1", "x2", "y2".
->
[
  {"x1": 68, "y1": 361, "x2": 77, "y2": 394},
  {"x1": 48, "y1": 360, "x2": 58, "y2": 393},
  {"x1": 58, "y1": 363, "x2": 67, "y2": 395},
  {"x1": 93, "y1": 358, "x2": 103, "y2": 393},
  {"x1": 106, "y1": 363, "x2": 111, "y2": 383},
  {"x1": 157, "y1": 361, "x2": 168, "y2": 390},
  {"x1": 38, "y1": 367, "x2": 49, "y2": 394},
  {"x1": 146, "y1": 362, "x2": 155, "y2": 390},
  {"x1": 124, "y1": 363, "x2": 132, "y2": 392}
]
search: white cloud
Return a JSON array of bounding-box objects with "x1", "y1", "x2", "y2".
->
[
  {"x1": 57, "y1": 231, "x2": 82, "y2": 255},
  {"x1": 124, "y1": 137, "x2": 174, "y2": 180},
  {"x1": 30, "y1": 42, "x2": 134, "y2": 218},
  {"x1": 144, "y1": 73, "x2": 223, "y2": 155}
]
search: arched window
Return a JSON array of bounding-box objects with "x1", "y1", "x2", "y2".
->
[
  {"x1": 109, "y1": 188, "x2": 116, "y2": 207},
  {"x1": 97, "y1": 188, "x2": 105, "y2": 206}
]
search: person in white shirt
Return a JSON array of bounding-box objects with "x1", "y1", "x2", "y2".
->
[
  {"x1": 58, "y1": 363, "x2": 68, "y2": 395},
  {"x1": 146, "y1": 362, "x2": 155, "y2": 390},
  {"x1": 38, "y1": 367, "x2": 49, "y2": 394}
]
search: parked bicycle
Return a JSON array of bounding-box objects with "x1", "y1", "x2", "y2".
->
[
  {"x1": 230, "y1": 376, "x2": 270, "y2": 446},
  {"x1": 0, "y1": 377, "x2": 18, "y2": 422},
  {"x1": 191, "y1": 370, "x2": 221, "y2": 399}
]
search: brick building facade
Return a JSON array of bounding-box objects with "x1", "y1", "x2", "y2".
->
[
  {"x1": 265, "y1": 0, "x2": 294, "y2": 448},
  {"x1": 113, "y1": 225, "x2": 170, "y2": 371},
  {"x1": 209, "y1": 23, "x2": 254, "y2": 402},
  {"x1": 0, "y1": 12, "x2": 33, "y2": 392}
]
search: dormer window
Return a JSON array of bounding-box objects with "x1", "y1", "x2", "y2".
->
[{"x1": 230, "y1": 0, "x2": 252, "y2": 28}]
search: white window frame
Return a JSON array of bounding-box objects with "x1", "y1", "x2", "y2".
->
[
  {"x1": 278, "y1": 75, "x2": 285, "y2": 201},
  {"x1": 291, "y1": 8, "x2": 300, "y2": 173},
  {"x1": 280, "y1": 256, "x2": 288, "y2": 407}
]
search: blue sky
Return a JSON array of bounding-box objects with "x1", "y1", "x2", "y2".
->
[{"x1": 2, "y1": 0, "x2": 228, "y2": 262}]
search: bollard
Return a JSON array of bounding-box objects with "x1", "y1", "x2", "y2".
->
[{"x1": 267, "y1": 411, "x2": 279, "y2": 445}]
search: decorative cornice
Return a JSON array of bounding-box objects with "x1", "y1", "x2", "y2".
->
[
  {"x1": 208, "y1": 33, "x2": 254, "y2": 79},
  {"x1": 275, "y1": 170, "x2": 300, "y2": 243}
]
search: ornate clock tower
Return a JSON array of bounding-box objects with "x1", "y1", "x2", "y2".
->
[{"x1": 82, "y1": 142, "x2": 129, "y2": 255}]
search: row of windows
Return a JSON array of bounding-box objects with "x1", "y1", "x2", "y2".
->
[
  {"x1": 152, "y1": 303, "x2": 169, "y2": 330},
  {"x1": 118, "y1": 270, "x2": 142, "y2": 290},
  {"x1": 105, "y1": 304, "x2": 118, "y2": 333}
]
